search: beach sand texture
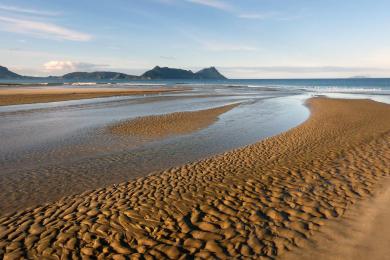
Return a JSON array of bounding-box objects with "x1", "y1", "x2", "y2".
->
[
  {"x1": 0, "y1": 87, "x2": 182, "y2": 106},
  {"x1": 0, "y1": 103, "x2": 238, "y2": 215},
  {"x1": 0, "y1": 98, "x2": 389, "y2": 259},
  {"x1": 109, "y1": 103, "x2": 239, "y2": 139},
  {"x1": 284, "y1": 178, "x2": 390, "y2": 260}
]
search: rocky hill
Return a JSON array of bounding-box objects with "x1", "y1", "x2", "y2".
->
[
  {"x1": 0, "y1": 66, "x2": 22, "y2": 79},
  {"x1": 142, "y1": 66, "x2": 227, "y2": 80},
  {"x1": 0, "y1": 65, "x2": 227, "y2": 80}
]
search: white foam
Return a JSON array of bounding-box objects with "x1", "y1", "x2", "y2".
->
[
  {"x1": 70, "y1": 82, "x2": 98, "y2": 86},
  {"x1": 301, "y1": 86, "x2": 384, "y2": 93},
  {"x1": 116, "y1": 83, "x2": 166, "y2": 86}
]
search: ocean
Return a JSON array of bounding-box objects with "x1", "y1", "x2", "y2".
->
[
  {"x1": 1, "y1": 77, "x2": 389, "y2": 88},
  {"x1": 2, "y1": 77, "x2": 389, "y2": 104}
]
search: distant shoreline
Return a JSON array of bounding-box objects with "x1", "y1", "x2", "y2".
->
[{"x1": 0, "y1": 86, "x2": 185, "y2": 106}]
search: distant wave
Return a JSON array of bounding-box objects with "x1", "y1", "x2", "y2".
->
[
  {"x1": 176, "y1": 83, "x2": 250, "y2": 88},
  {"x1": 0, "y1": 82, "x2": 52, "y2": 86},
  {"x1": 69, "y1": 82, "x2": 98, "y2": 86},
  {"x1": 245, "y1": 85, "x2": 287, "y2": 92},
  {"x1": 247, "y1": 84, "x2": 388, "y2": 93},
  {"x1": 116, "y1": 83, "x2": 167, "y2": 87},
  {"x1": 301, "y1": 86, "x2": 385, "y2": 93}
]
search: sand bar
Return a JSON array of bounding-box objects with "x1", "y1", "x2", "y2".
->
[
  {"x1": 0, "y1": 98, "x2": 389, "y2": 259},
  {"x1": 0, "y1": 87, "x2": 183, "y2": 106},
  {"x1": 109, "y1": 103, "x2": 239, "y2": 139}
]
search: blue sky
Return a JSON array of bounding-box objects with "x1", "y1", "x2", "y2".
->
[{"x1": 1, "y1": 0, "x2": 390, "y2": 78}]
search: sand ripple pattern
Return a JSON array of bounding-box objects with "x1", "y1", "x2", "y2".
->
[{"x1": 0, "y1": 98, "x2": 390, "y2": 259}]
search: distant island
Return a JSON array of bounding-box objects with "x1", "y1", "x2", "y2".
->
[
  {"x1": 62, "y1": 71, "x2": 140, "y2": 80},
  {"x1": 0, "y1": 66, "x2": 23, "y2": 79},
  {"x1": 0, "y1": 65, "x2": 227, "y2": 80},
  {"x1": 142, "y1": 66, "x2": 226, "y2": 80}
]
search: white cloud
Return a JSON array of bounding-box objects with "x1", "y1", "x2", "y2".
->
[
  {"x1": 0, "y1": 16, "x2": 92, "y2": 41},
  {"x1": 0, "y1": 4, "x2": 59, "y2": 16},
  {"x1": 185, "y1": 0, "x2": 232, "y2": 11},
  {"x1": 44, "y1": 61, "x2": 76, "y2": 71},
  {"x1": 43, "y1": 61, "x2": 107, "y2": 73}
]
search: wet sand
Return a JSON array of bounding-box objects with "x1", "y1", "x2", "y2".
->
[
  {"x1": 109, "y1": 103, "x2": 239, "y2": 139},
  {"x1": 0, "y1": 102, "x2": 241, "y2": 214},
  {"x1": 0, "y1": 87, "x2": 182, "y2": 106},
  {"x1": 0, "y1": 98, "x2": 389, "y2": 259}
]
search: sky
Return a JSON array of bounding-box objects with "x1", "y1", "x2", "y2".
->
[{"x1": 1, "y1": 0, "x2": 390, "y2": 78}]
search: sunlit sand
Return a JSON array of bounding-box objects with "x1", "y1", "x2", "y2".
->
[{"x1": 1, "y1": 97, "x2": 389, "y2": 259}]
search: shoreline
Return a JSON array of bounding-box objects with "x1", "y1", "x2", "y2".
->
[
  {"x1": 0, "y1": 97, "x2": 389, "y2": 259},
  {"x1": 0, "y1": 87, "x2": 184, "y2": 106}
]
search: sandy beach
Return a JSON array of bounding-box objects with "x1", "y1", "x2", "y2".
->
[
  {"x1": 0, "y1": 87, "x2": 183, "y2": 106},
  {"x1": 109, "y1": 103, "x2": 239, "y2": 139},
  {"x1": 0, "y1": 97, "x2": 389, "y2": 259},
  {"x1": 284, "y1": 178, "x2": 390, "y2": 260}
]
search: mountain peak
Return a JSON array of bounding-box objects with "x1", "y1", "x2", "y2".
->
[
  {"x1": 62, "y1": 71, "x2": 140, "y2": 80},
  {"x1": 142, "y1": 66, "x2": 194, "y2": 79},
  {"x1": 0, "y1": 65, "x2": 227, "y2": 80},
  {"x1": 141, "y1": 66, "x2": 226, "y2": 80},
  {"x1": 0, "y1": 66, "x2": 22, "y2": 79},
  {"x1": 195, "y1": 67, "x2": 226, "y2": 80}
]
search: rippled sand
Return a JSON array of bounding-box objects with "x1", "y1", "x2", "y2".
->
[
  {"x1": 109, "y1": 103, "x2": 239, "y2": 139},
  {"x1": 0, "y1": 87, "x2": 182, "y2": 106},
  {"x1": 0, "y1": 98, "x2": 389, "y2": 259}
]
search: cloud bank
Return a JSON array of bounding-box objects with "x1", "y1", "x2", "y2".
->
[
  {"x1": 0, "y1": 4, "x2": 91, "y2": 42},
  {"x1": 43, "y1": 61, "x2": 107, "y2": 73}
]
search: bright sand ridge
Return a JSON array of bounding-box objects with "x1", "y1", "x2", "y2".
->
[
  {"x1": 0, "y1": 98, "x2": 389, "y2": 259},
  {"x1": 0, "y1": 87, "x2": 182, "y2": 106},
  {"x1": 109, "y1": 103, "x2": 239, "y2": 139},
  {"x1": 283, "y1": 178, "x2": 390, "y2": 260}
]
